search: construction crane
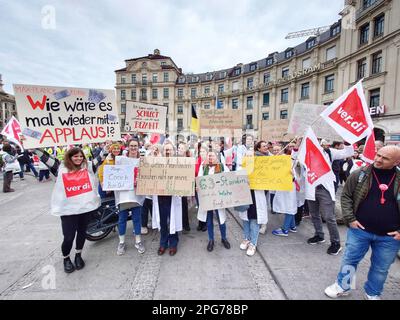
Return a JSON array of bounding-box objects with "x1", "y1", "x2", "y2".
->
[{"x1": 285, "y1": 26, "x2": 331, "y2": 39}]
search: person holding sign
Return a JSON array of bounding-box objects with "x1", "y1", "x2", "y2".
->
[
  {"x1": 114, "y1": 139, "x2": 146, "y2": 256},
  {"x1": 152, "y1": 143, "x2": 183, "y2": 256},
  {"x1": 97, "y1": 143, "x2": 122, "y2": 198},
  {"x1": 197, "y1": 150, "x2": 231, "y2": 252},
  {"x1": 35, "y1": 146, "x2": 107, "y2": 273}
]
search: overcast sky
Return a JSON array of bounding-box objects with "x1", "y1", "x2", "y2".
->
[{"x1": 0, "y1": 0, "x2": 344, "y2": 93}]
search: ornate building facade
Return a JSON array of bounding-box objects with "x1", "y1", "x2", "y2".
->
[{"x1": 115, "y1": 0, "x2": 400, "y2": 143}]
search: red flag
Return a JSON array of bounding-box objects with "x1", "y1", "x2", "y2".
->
[
  {"x1": 320, "y1": 80, "x2": 373, "y2": 144},
  {"x1": 149, "y1": 133, "x2": 160, "y2": 144},
  {"x1": 298, "y1": 127, "x2": 335, "y2": 186},
  {"x1": 1, "y1": 116, "x2": 23, "y2": 149},
  {"x1": 362, "y1": 130, "x2": 376, "y2": 164}
]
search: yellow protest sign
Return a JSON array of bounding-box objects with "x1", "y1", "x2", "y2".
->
[{"x1": 243, "y1": 155, "x2": 293, "y2": 191}]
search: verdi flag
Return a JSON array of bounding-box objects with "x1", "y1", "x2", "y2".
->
[
  {"x1": 1, "y1": 116, "x2": 23, "y2": 149},
  {"x1": 320, "y1": 80, "x2": 373, "y2": 144},
  {"x1": 298, "y1": 127, "x2": 335, "y2": 186},
  {"x1": 362, "y1": 130, "x2": 376, "y2": 164},
  {"x1": 191, "y1": 104, "x2": 199, "y2": 135}
]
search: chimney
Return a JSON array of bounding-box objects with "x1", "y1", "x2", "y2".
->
[{"x1": 154, "y1": 49, "x2": 160, "y2": 55}]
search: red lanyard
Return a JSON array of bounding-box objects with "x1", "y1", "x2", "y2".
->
[{"x1": 372, "y1": 170, "x2": 396, "y2": 205}]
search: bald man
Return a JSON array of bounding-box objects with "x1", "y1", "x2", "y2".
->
[{"x1": 325, "y1": 146, "x2": 400, "y2": 300}]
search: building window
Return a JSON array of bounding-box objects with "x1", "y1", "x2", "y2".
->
[
  {"x1": 131, "y1": 89, "x2": 136, "y2": 100},
  {"x1": 285, "y1": 50, "x2": 293, "y2": 59},
  {"x1": 121, "y1": 103, "x2": 126, "y2": 114},
  {"x1": 232, "y1": 98, "x2": 239, "y2": 109},
  {"x1": 281, "y1": 88, "x2": 289, "y2": 103},
  {"x1": 369, "y1": 89, "x2": 380, "y2": 108},
  {"x1": 177, "y1": 105, "x2": 183, "y2": 114},
  {"x1": 326, "y1": 46, "x2": 336, "y2": 61},
  {"x1": 263, "y1": 93, "x2": 270, "y2": 106},
  {"x1": 131, "y1": 74, "x2": 136, "y2": 84},
  {"x1": 246, "y1": 96, "x2": 253, "y2": 109},
  {"x1": 161, "y1": 61, "x2": 166, "y2": 66},
  {"x1": 152, "y1": 73, "x2": 158, "y2": 83},
  {"x1": 204, "y1": 103, "x2": 211, "y2": 110},
  {"x1": 232, "y1": 81, "x2": 239, "y2": 92},
  {"x1": 234, "y1": 68, "x2": 241, "y2": 76},
  {"x1": 121, "y1": 75, "x2": 126, "y2": 84},
  {"x1": 247, "y1": 78, "x2": 253, "y2": 89},
  {"x1": 121, "y1": 90, "x2": 126, "y2": 100},
  {"x1": 121, "y1": 118, "x2": 125, "y2": 130},
  {"x1": 325, "y1": 75, "x2": 335, "y2": 93},
  {"x1": 357, "y1": 58, "x2": 367, "y2": 80},
  {"x1": 191, "y1": 87, "x2": 197, "y2": 98},
  {"x1": 372, "y1": 51, "x2": 382, "y2": 74},
  {"x1": 142, "y1": 74, "x2": 147, "y2": 85},
  {"x1": 206, "y1": 73, "x2": 212, "y2": 81},
  {"x1": 250, "y1": 63, "x2": 257, "y2": 72},
  {"x1": 152, "y1": 88, "x2": 158, "y2": 99},
  {"x1": 363, "y1": 0, "x2": 374, "y2": 9},
  {"x1": 262, "y1": 112, "x2": 269, "y2": 121},
  {"x1": 217, "y1": 99, "x2": 224, "y2": 109},
  {"x1": 246, "y1": 115, "x2": 253, "y2": 127},
  {"x1": 280, "y1": 110, "x2": 288, "y2": 119},
  {"x1": 178, "y1": 76, "x2": 185, "y2": 84},
  {"x1": 140, "y1": 89, "x2": 147, "y2": 100},
  {"x1": 263, "y1": 72, "x2": 270, "y2": 84},
  {"x1": 218, "y1": 84, "x2": 224, "y2": 93},
  {"x1": 301, "y1": 83, "x2": 310, "y2": 99},
  {"x1": 220, "y1": 71, "x2": 227, "y2": 78},
  {"x1": 177, "y1": 88, "x2": 183, "y2": 98},
  {"x1": 204, "y1": 87, "x2": 210, "y2": 95},
  {"x1": 302, "y1": 58, "x2": 311, "y2": 70},
  {"x1": 359, "y1": 23, "x2": 370, "y2": 46},
  {"x1": 163, "y1": 72, "x2": 169, "y2": 82},
  {"x1": 266, "y1": 58, "x2": 273, "y2": 66},
  {"x1": 282, "y1": 67, "x2": 289, "y2": 78},
  {"x1": 163, "y1": 88, "x2": 169, "y2": 99},
  {"x1": 331, "y1": 24, "x2": 341, "y2": 37},
  {"x1": 306, "y1": 38, "x2": 316, "y2": 49},
  {"x1": 374, "y1": 14, "x2": 384, "y2": 38},
  {"x1": 177, "y1": 119, "x2": 183, "y2": 131}
]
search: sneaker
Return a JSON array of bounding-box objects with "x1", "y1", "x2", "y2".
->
[
  {"x1": 365, "y1": 293, "x2": 381, "y2": 300},
  {"x1": 272, "y1": 228, "x2": 288, "y2": 237},
  {"x1": 135, "y1": 241, "x2": 145, "y2": 254},
  {"x1": 141, "y1": 227, "x2": 149, "y2": 235},
  {"x1": 117, "y1": 243, "x2": 126, "y2": 256},
  {"x1": 289, "y1": 227, "x2": 297, "y2": 233},
  {"x1": 307, "y1": 235, "x2": 326, "y2": 245},
  {"x1": 246, "y1": 244, "x2": 256, "y2": 256},
  {"x1": 240, "y1": 240, "x2": 251, "y2": 250},
  {"x1": 259, "y1": 224, "x2": 267, "y2": 234},
  {"x1": 327, "y1": 242, "x2": 342, "y2": 255},
  {"x1": 324, "y1": 282, "x2": 350, "y2": 299}
]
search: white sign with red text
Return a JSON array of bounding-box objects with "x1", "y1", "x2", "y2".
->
[
  {"x1": 13, "y1": 84, "x2": 120, "y2": 148},
  {"x1": 125, "y1": 101, "x2": 167, "y2": 134}
]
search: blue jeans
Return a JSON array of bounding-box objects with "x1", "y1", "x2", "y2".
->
[
  {"x1": 337, "y1": 228, "x2": 400, "y2": 296},
  {"x1": 26, "y1": 163, "x2": 39, "y2": 177},
  {"x1": 158, "y1": 196, "x2": 179, "y2": 249},
  {"x1": 118, "y1": 207, "x2": 141, "y2": 236},
  {"x1": 282, "y1": 214, "x2": 295, "y2": 232},
  {"x1": 206, "y1": 210, "x2": 227, "y2": 241},
  {"x1": 243, "y1": 219, "x2": 260, "y2": 246}
]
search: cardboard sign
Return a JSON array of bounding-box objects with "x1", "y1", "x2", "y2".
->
[
  {"x1": 288, "y1": 103, "x2": 342, "y2": 140},
  {"x1": 13, "y1": 84, "x2": 120, "y2": 148},
  {"x1": 136, "y1": 157, "x2": 195, "y2": 196},
  {"x1": 196, "y1": 170, "x2": 252, "y2": 211},
  {"x1": 243, "y1": 155, "x2": 293, "y2": 191},
  {"x1": 125, "y1": 101, "x2": 167, "y2": 134},
  {"x1": 62, "y1": 170, "x2": 92, "y2": 198},
  {"x1": 261, "y1": 120, "x2": 293, "y2": 142},
  {"x1": 199, "y1": 109, "x2": 242, "y2": 137},
  {"x1": 102, "y1": 165, "x2": 135, "y2": 191}
]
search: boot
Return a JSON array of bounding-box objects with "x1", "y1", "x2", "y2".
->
[
  {"x1": 74, "y1": 253, "x2": 85, "y2": 270},
  {"x1": 64, "y1": 257, "x2": 75, "y2": 273}
]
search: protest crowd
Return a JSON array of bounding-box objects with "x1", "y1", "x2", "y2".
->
[{"x1": 1, "y1": 81, "x2": 399, "y2": 300}]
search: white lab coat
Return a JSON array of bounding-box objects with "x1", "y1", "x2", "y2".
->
[
  {"x1": 238, "y1": 190, "x2": 269, "y2": 224},
  {"x1": 152, "y1": 196, "x2": 183, "y2": 234}
]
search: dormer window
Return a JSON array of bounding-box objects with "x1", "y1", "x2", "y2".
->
[
  {"x1": 220, "y1": 71, "x2": 227, "y2": 78},
  {"x1": 285, "y1": 50, "x2": 293, "y2": 59},
  {"x1": 250, "y1": 63, "x2": 257, "y2": 72},
  {"x1": 306, "y1": 38, "x2": 316, "y2": 49},
  {"x1": 266, "y1": 58, "x2": 273, "y2": 66},
  {"x1": 233, "y1": 68, "x2": 241, "y2": 76},
  {"x1": 331, "y1": 24, "x2": 341, "y2": 37},
  {"x1": 161, "y1": 61, "x2": 166, "y2": 66},
  {"x1": 206, "y1": 73, "x2": 213, "y2": 81}
]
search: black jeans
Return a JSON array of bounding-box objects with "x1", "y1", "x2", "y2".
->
[
  {"x1": 61, "y1": 212, "x2": 91, "y2": 257},
  {"x1": 141, "y1": 198, "x2": 153, "y2": 227},
  {"x1": 182, "y1": 197, "x2": 190, "y2": 230}
]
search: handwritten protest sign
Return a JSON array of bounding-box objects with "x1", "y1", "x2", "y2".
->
[
  {"x1": 136, "y1": 157, "x2": 195, "y2": 196},
  {"x1": 125, "y1": 101, "x2": 167, "y2": 134},
  {"x1": 287, "y1": 103, "x2": 342, "y2": 140},
  {"x1": 243, "y1": 155, "x2": 293, "y2": 191},
  {"x1": 13, "y1": 84, "x2": 120, "y2": 148},
  {"x1": 103, "y1": 165, "x2": 134, "y2": 191},
  {"x1": 261, "y1": 120, "x2": 293, "y2": 142},
  {"x1": 196, "y1": 170, "x2": 252, "y2": 211},
  {"x1": 200, "y1": 109, "x2": 242, "y2": 137}
]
